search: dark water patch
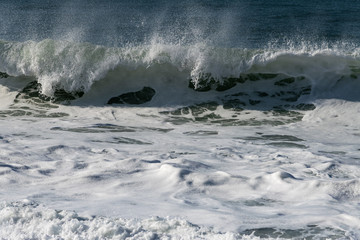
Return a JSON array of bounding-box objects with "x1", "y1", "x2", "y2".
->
[
  {"x1": 243, "y1": 134, "x2": 305, "y2": 142},
  {"x1": 187, "y1": 74, "x2": 250, "y2": 92},
  {"x1": 178, "y1": 169, "x2": 192, "y2": 180},
  {"x1": 183, "y1": 130, "x2": 218, "y2": 136},
  {"x1": 241, "y1": 226, "x2": 345, "y2": 239},
  {"x1": 282, "y1": 93, "x2": 302, "y2": 102},
  {"x1": 0, "y1": 108, "x2": 68, "y2": 119},
  {"x1": 94, "y1": 124, "x2": 173, "y2": 133},
  {"x1": 87, "y1": 170, "x2": 124, "y2": 182},
  {"x1": 270, "y1": 108, "x2": 303, "y2": 118},
  {"x1": 243, "y1": 198, "x2": 278, "y2": 207},
  {"x1": 95, "y1": 123, "x2": 174, "y2": 133},
  {"x1": 91, "y1": 124, "x2": 137, "y2": 132},
  {"x1": 191, "y1": 102, "x2": 219, "y2": 114},
  {"x1": 240, "y1": 73, "x2": 261, "y2": 82},
  {"x1": 33, "y1": 112, "x2": 69, "y2": 118},
  {"x1": 112, "y1": 137, "x2": 152, "y2": 145},
  {"x1": 240, "y1": 136, "x2": 264, "y2": 141},
  {"x1": 266, "y1": 142, "x2": 308, "y2": 149},
  {"x1": 51, "y1": 124, "x2": 173, "y2": 133},
  {"x1": 194, "y1": 113, "x2": 222, "y2": 122},
  {"x1": 278, "y1": 171, "x2": 297, "y2": 180},
  {"x1": 16, "y1": 81, "x2": 83, "y2": 104},
  {"x1": 294, "y1": 103, "x2": 316, "y2": 111},
  {"x1": 162, "y1": 74, "x2": 314, "y2": 126},
  {"x1": 255, "y1": 91, "x2": 269, "y2": 97},
  {"x1": 161, "y1": 102, "x2": 219, "y2": 117},
  {"x1": 223, "y1": 99, "x2": 246, "y2": 111},
  {"x1": 144, "y1": 127, "x2": 174, "y2": 133},
  {"x1": 229, "y1": 92, "x2": 250, "y2": 97},
  {"x1": 141, "y1": 160, "x2": 161, "y2": 164},
  {"x1": 189, "y1": 77, "x2": 240, "y2": 92},
  {"x1": 107, "y1": 87, "x2": 155, "y2": 105},
  {"x1": 249, "y1": 99, "x2": 261, "y2": 105},
  {"x1": 162, "y1": 108, "x2": 188, "y2": 116},
  {"x1": 38, "y1": 169, "x2": 55, "y2": 176},
  {"x1": 14, "y1": 100, "x2": 59, "y2": 109},
  {"x1": 167, "y1": 151, "x2": 197, "y2": 157},
  {"x1": 271, "y1": 91, "x2": 303, "y2": 102},
  {"x1": 188, "y1": 75, "x2": 242, "y2": 92},
  {"x1": 317, "y1": 163, "x2": 347, "y2": 179},
  {"x1": 166, "y1": 160, "x2": 210, "y2": 171},
  {"x1": 258, "y1": 73, "x2": 279, "y2": 79},
  {"x1": 0, "y1": 162, "x2": 30, "y2": 172},
  {"x1": 87, "y1": 174, "x2": 107, "y2": 181},
  {"x1": 93, "y1": 137, "x2": 152, "y2": 145},
  {"x1": 127, "y1": 169, "x2": 143, "y2": 175},
  {"x1": 300, "y1": 86, "x2": 312, "y2": 95},
  {"x1": 1, "y1": 84, "x2": 73, "y2": 118},
  {"x1": 163, "y1": 117, "x2": 194, "y2": 125},
  {"x1": 47, "y1": 145, "x2": 67, "y2": 153},
  {"x1": 350, "y1": 66, "x2": 360, "y2": 79},
  {"x1": 189, "y1": 74, "x2": 309, "y2": 95},
  {"x1": 0, "y1": 109, "x2": 33, "y2": 117},
  {"x1": 188, "y1": 77, "x2": 213, "y2": 92},
  {"x1": 0, "y1": 72, "x2": 9, "y2": 78},
  {"x1": 215, "y1": 79, "x2": 238, "y2": 92},
  {"x1": 318, "y1": 151, "x2": 346, "y2": 155},
  {"x1": 183, "y1": 199, "x2": 199, "y2": 206},
  {"x1": 274, "y1": 77, "x2": 296, "y2": 86},
  {"x1": 161, "y1": 101, "x2": 220, "y2": 124},
  {"x1": 211, "y1": 119, "x2": 289, "y2": 126},
  {"x1": 267, "y1": 135, "x2": 304, "y2": 142},
  {"x1": 188, "y1": 73, "x2": 266, "y2": 92},
  {"x1": 183, "y1": 160, "x2": 211, "y2": 169},
  {"x1": 73, "y1": 162, "x2": 88, "y2": 170},
  {"x1": 203, "y1": 179, "x2": 222, "y2": 186},
  {"x1": 51, "y1": 126, "x2": 108, "y2": 133}
]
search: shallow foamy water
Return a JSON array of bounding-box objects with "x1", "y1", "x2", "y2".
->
[{"x1": 0, "y1": 96, "x2": 359, "y2": 239}]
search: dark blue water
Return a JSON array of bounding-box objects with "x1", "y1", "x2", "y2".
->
[{"x1": 1, "y1": 0, "x2": 360, "y2": 48}]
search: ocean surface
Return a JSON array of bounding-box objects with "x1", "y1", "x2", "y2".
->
[{"x1": 1, "y1": 0, "x2": 360, "y2": 239}]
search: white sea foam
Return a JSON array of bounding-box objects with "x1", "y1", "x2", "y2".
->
[
  {"x1": 0, "y1": 38, "x2": 360, "y2": 239},
  {"x1": 0, "y1": 201, "x2": 248, "y2": 240},
  {"x1": 0, "y1": 100, "x2": 359, "y2": 239}
]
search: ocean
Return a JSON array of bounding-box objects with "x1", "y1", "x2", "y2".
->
[{"x1": 0, "y1": 0, "x2": 360, "y2": 239}]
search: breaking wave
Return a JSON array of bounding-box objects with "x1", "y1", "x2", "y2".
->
[{"x1": 0, "y1": 39, "x2": 360, "y2": 103}]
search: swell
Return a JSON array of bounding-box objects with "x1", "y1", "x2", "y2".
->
[{"x1": 0, "y1": 39, "x2": 360, "y2": 103}]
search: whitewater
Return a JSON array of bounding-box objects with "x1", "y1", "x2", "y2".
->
[{"x1": 1, "y1": 1, "x2": 360, "y2": 239}]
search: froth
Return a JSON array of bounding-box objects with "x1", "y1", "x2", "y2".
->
[{"x1": 0, "y1": 201, "x2": 243, "y2": 240}]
